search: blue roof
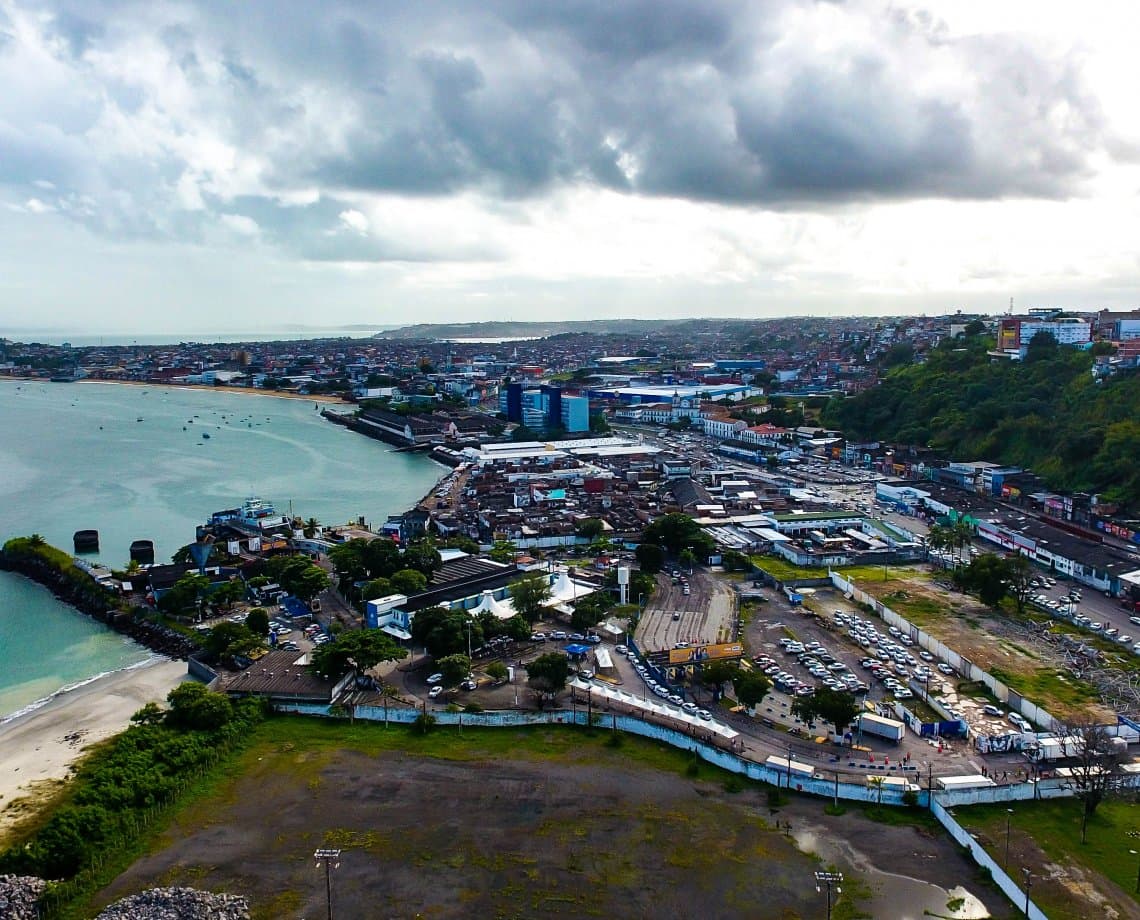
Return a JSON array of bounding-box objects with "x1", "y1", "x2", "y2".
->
[{"x1": 564, "y1": 644, "x2": 592, "y2": 656}]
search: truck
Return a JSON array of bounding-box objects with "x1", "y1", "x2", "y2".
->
[
  {"x1": 765, "y1": 755, "x2": 815, "y2": 780},
  {"x1": 857, "y1": 713, "x2": 905, "y2": 743},
  {"x1": 935, "y1": 774, "x2": 997, "y2": 791},
  {"x1": 1025, "y1": 735, "x2": 1085, "y2": 763}
]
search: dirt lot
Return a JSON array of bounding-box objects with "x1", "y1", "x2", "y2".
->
[
  {"x1": 94, "y1": 720, "x2": 1011, "y2": 919},
  {"x1": 846, "y1": 572, "x2": 1114, "y2": 721}
]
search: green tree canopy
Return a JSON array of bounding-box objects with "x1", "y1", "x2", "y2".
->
[
  {"x1": 731, "y1": 671, "x2": 771, "y2": 709},
  {"x1": 245, "y1": 607, "x2": 270, "y2": 637},
  {"x1": 309, "y1": 628, "x2": 408, "y2": 680},
  {"x1": 642, "y1": 513, "x2": 714, "y2": 559},
  {"x1": 527, "y1": 653, "x2": 570, "y2": 706},
  {"x1": 634, "y1": 542, "x2": 664, "y2": 574},
  {"x1": 165, "y1": 682, "x2": 235, "y2": 731},
  {"x1": 411, "y1": 607, "x2": 483, "y2": 659},
  {"x1": 510, "y1": 573, "x2": 552, "y2": 624},
  {"x1": 437, "y1": 653, "x2": 472, "y2": 688},
  {"x1": 791, "y1": 688, "x2": 860, "y2": 736},
  {"x1": 389, "y1": 568, "x2": 428, "y2": 596}
]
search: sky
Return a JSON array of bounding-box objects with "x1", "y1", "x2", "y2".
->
[{"x1": 2, "y1": 0, "x2": 1140, "y2": 335}]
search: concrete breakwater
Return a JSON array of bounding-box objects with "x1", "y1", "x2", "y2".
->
[{"x1": 0, "y1": 550, "x2": 199, "y2": 661}]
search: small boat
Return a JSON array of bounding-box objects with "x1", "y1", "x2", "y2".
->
[
  {"x1": 202, "y1": 432, "x2": 211, "y2": 439},
  {"x1": 136, "y1": 417, "x2": 143, "y2": 422}
]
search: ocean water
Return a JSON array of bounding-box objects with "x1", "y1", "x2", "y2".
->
[
  {"x1": 0, "y1": 571, "x2": 156, "y2": 721},
  {"x1": 0, "y1": 380, "x2": 444, "y2": 718}
]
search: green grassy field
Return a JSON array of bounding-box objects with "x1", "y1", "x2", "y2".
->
[{"x1": 955, "y1": 797, "x2": 1140, "y2": 919}]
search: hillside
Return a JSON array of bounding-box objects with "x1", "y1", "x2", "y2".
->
[
  {"x1": 376, "y1": 318, "x2": 742, "y2": 340},
  {"x1": 821, "y1": 336, "x2": 1140, "y2": 510}
]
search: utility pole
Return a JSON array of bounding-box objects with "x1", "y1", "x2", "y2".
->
[
  {"x1": 814, "y1": 870, "x2": 843, "y2": 920},
  {"x1": 314, "y1": 848, "x2": 341, "y2": 920}
]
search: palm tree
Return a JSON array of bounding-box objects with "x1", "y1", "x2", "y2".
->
[
  {"x1": 304, "y1": 517, "x2": 321, "y2": 539},
  {"x1": 28, "y1": 533, "x2": 46, "y2": 548},
  {"x1": 951, "y1": 520, "x2": 975, "y2": 567}
]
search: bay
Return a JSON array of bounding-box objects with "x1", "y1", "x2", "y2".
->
[{"x1": 0, "y1": 379, "x2": 444, "y2": 717}]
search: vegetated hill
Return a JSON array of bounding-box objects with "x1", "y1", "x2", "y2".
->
[
  {"x1": 374, "y1": 318, "x2": 707, "y2": 340},
  {"x1": 821, "y1": 335, "x2": 1140, "y2": 511}
]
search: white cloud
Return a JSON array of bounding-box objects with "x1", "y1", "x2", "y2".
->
[{"x1": 0, "y1": 0, "x2": 1138, "y2": 332}]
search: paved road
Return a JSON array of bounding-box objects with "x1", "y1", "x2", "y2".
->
[{"x1": 635, "y1": 570, "x2": 735, "y2": 652}]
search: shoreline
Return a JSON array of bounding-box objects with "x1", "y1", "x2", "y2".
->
[
  {"x1": 74, "y1": 378, "x2": 351, "y2": 404},
  {"x1": 0, "y1": 658, "x2": 187, "y2": 839},
  {"x1": 0, "y1": 376, "x2": 351, "y2": 404}
]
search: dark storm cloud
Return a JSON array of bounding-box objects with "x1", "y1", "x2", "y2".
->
[{"x1": 0, "y1": 0, "x2": 1114, "y2": 260}]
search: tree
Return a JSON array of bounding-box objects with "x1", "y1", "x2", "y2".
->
[
  {"x1": 634, "y1": 542, "x2": 665, "y2": 574},
  {"x1": 157, "y1": 572, "x2": 211, "y2": 615},
  {"x1": 510, "y1": 574, "x2": 552, "y2": 624},
  {"x1": 389, "y1": 568, "x2": 428, "y2": 596},
  {"x1": 576, "y1": 518, "x2": 605, "y2": 539},
  {"x1": 1055, "y1": 717, "x2": 1128, "y2": 843},
  {"x1": 245, "y1": 607, "x2": 270, "y2": 637},
  {"x1": 437, "y1": 654, "x2": 472, "y2": 688},
  {"x1": 489, "y1": 540, "x2": 519, "y2": 563},
  {"x1": 309, "y1": 628, "x2": 408, "y2": 680},
  {"x1": 411, "y1": 607, "x2": 482, "y2": 659},
  {"x1": 527, "y1": 653, "x2": 570, "y2": 707},
  {"x1": 642, "y1": 513, "x2": 714, "y2": 559},
  {"x1": 731, "y1": 671, "x2": 771, "y2": 710},
  {"x1": 697, "y1": 661, "x2": 740, "y2": 700},
  {"x1": 303, "y1": 517, "x2": 321, "y2": 539},
  {"x1": 130, "y1": 702, "x2": 165, "y2": 725},
  {"x1": 269, "y1": 557, "x2": 330, "y2": 602},
  {"x1": 402, "y1": 538, "x2": 442, "y2": 576},
  {"x1": 958, "y1": 553, "x2": 1012, "y2": 607},
  {"x1": 720, "y1": 550, "x2": 750, "y2": 572},
  {"x1": 165, "y1": 682, "x2": 234, "y2": 731},
  {"x1": 441, "y1": 535, "x2": 480, "y2": 554},
  {"x1": 678, "y1": 547, "x2": 697, "y2": 570},
  {"x1": 1005, "y1": 554, "x2": 1036, "y2": 616},
  {"x1": 204, "y1": 621, "x2": 263, "y2": 661},
  {"x1": 362, "y1": 577, "x2": 393, "y2": 601},
  {"x1": 792, "y1": 688, "x2": 860, "y2": 737},
  {"x1": 486, "y1": 661, "x2": 508, "y2": 683}
]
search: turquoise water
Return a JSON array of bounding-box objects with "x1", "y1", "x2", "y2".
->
[
  {"x1": 0, "y1": 571, "x2": 156, "y2": 721},
  {"x1": 0, "y1": 380, "x2": 444, "y2": 717}
]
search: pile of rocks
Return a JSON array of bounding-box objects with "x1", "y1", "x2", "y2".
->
[
  {"x1": 95, "y1": 887, "x2": 250, "y2": 919},
  {"x1": 0, "y1": 875, "x2": 47, "y2": 920}
]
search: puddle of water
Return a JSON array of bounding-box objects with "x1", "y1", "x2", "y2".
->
[{"x1": 793, "y1": 825, "x2": 995, "y2": 919}]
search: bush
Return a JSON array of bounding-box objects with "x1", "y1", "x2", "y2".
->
[{"x1": 413, "y1": 713, "x2": 437, "y2": 735}]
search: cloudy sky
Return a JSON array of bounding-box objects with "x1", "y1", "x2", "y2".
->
[{"x1": 2, "y1": 0, "x2": 1139, "y2": 335}]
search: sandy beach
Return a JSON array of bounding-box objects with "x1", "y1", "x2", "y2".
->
[{"x1": 0, "y1": 659, "x2": 188, "y2": 839}]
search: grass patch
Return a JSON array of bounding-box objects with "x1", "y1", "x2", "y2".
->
[
  {"x1": 955, "y1": 798, "x2": 1140, "y2": 917},
  {"x1": 859, "y1": 804, "x2": 942, "y2": 831},
  {"x1": 988, "y1": 665, "x2": 1099, "y2": 714}
]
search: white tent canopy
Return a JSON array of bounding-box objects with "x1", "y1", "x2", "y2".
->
[{"x1": 569, "y1": 679, "x2": 740, "y2": 743}]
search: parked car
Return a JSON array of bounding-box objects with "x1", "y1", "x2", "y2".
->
[
  {"x1": 426, "y1": 672, "x2": 444, "y2": 685},
  {"x1": 428, "y1": 685, "x2": 444, "y2": 699}
]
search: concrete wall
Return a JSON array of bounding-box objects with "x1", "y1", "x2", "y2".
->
[{"x1": 931, "y1": 799, "x2": 1047, "y2": 920}]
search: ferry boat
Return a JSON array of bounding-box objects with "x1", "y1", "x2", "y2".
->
[{"x1": 207, "y1": 498, "x2": 291, "y2": 537}]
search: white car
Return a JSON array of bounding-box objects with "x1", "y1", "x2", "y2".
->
[
  {"x1": 936, "y1": 663, "x2": 954, "y2": 675},
  {"x1": 426, "y1": 672, "x2": 444, "y2": 685}
]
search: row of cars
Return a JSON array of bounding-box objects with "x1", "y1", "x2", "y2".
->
[
  {"x1": 529, "y1": 630, "x2": 602, "y2": 644},
  {"x1": 615, "y1": 644, "x2": 713, "y2": 720},
  {"x1": 763, "y1": 637, "x2": 868, "y2": 698}
]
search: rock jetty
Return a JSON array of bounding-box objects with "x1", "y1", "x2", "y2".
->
[{"x1": 95, "y1": 887, "x2": 250, "y2": 919}]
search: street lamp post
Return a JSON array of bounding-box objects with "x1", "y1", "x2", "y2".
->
[
  {"x1": 314, "y1": 848, "x2": 341, "y2": 920},
  {"x1": 1005, "y1": 808, "x2": 1014, "y2": 869},
  {"x1": 814, "y1": 870, "x2": 843, "y2": 920},
  {"x1": 1021, "y1": 867, "x2": 1032, "y2": 917},
  {"x1": 1128, "y1": 831, "x2": 1140, "y2": 892}
]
